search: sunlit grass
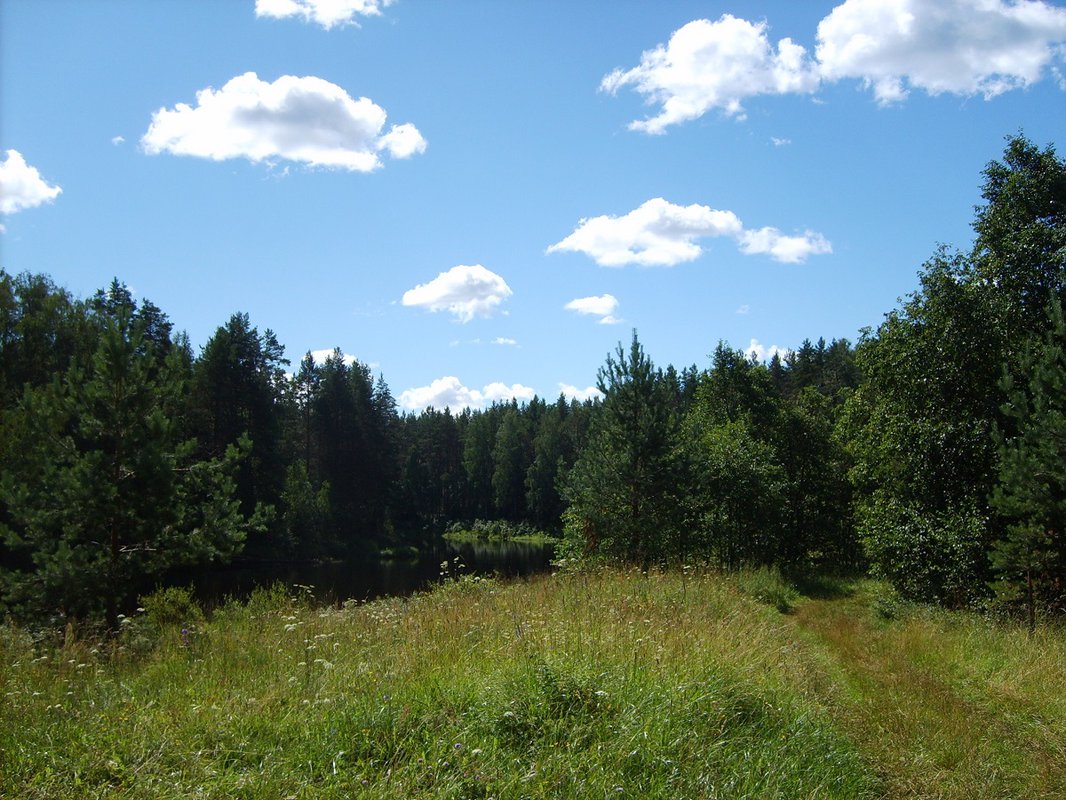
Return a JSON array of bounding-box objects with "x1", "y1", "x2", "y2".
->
[
  {"x1": 2, "y1": 569, "x2": 1062, "y2": 798},
  {"x1": 792, "y1": 579, "x2": 1066, "y2": 799}
]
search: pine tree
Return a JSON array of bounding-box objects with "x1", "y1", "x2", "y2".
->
[
  {"x1": 563, "y1": 332, "x2": 684, "y2": 568},
  {"x1": 1, "y1": 309, "x2": 255, "y2": 629},
  {"x1": 991, "y1": 297, "x2": 1066, "y2": 627}
]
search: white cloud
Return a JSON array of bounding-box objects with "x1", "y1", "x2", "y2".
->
[
  {"x1": 483, "y1": 382, "x2": 536, "y2": 404},
  {"x1": 736, "y1": 304, "x2": 751, "y2": 315},
  {"x1": 559, "y1": 383, "x2": 604, "y2": 403},
  {"x1": 548, "y1": 198, "x2": 742, "y2": 267},
  {"x1": 402, "y1": 264, "x2": 512, "y2": 323},
  {"x1": 400, "y1": 377, "x2": 481, "y2": 411},
  {"x1": 771, "y1": 136, "x2": 792, "y2": 146},
  {"x1": 605, "y1": 3, "x2": 1066, "y2": 130},
  {"x1": 816, "y1": 0, "x2": 1066, "y2": 104},
  {"x1": 255, "y1": 0, "x2": 393, "y2": 29},
  {"x1": 746, "y1": 338, "x2": 790, "y2": 362},
  {"x1": 601, "y1": 15, "x2": 819, "y2": 133},
  {"x1": 549, "y1": 198, "x2": 830, "y2": 266},
  {"x1": 0, "y1": 150, "x2": 62, "y2": 215},
  {"x1": 309, "y1": 348, "x2": 358, "y2": 366},
  {"x1": 399, "y1": 376, "x2": 535, "y2": 412},
  {"x1": 738, "y1": 227, "x2": 832, "y2": 263},
  {"x1": 377, "y1": 122, "x2": 426, "y2": 159},
  {"x1": 111, "y1": 135, "x2": 125, "y2": 146},
  {"x1": 141, "y1": 72, "x2": 425, "y2": 172},
  {"x1": 565, "y1": 294, "x2": 622, "y2": 324},
  {"x1": 493, "y1": 337, "x2": 518, "y2": 346}
]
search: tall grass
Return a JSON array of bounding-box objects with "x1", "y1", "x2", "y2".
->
[
  {"x1": 1, "y1": 570, "x2": 875, "y2": 799},
  {"x1": 2, "y1": 569, "x2": 1062, "y2": 798}
]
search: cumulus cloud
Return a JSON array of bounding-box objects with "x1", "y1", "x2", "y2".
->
[
  {"x1": 559, "y1": 383, "x2": 604, "y2": 403},
  {"x1": 0, "y1": 150, "x2": 62, "y2": 215},
  {"x1": 399, "y1": 376, "x2": 535, "y2": 412},
  {"x1": 736, "y1": 304, "x2": 751, "y2": 315},
  {"x1": 549, "y1": 198, "x2": 830, "y2": 266},
  {"x1": 402, "y1": 265, "x2": 512, "y2": 323},
  {"x1": 141, "y1": 72, "x2": 425, "y2": 172},
  {"x1": 493, "y1": 337, "x2": 518, "y2": 346},
  {"x1": 601, "y1": 15, "x2": 819, "y2": 132},
  {"x1": 816, "y1": 0, "x2": 1066, "y2": 103},
  {"x1": 111, "y1": 135, "x2": 125, "y2": 146},
  {"x1": 746, "y1": 338, "x2": 790, "y2": 362},
  {"x1": 548, "y1": 198, "x2": 742, "y2": 267},
  {"x1": 255, "y1": 0, "x2": 393, "y2": 29},
  {"x1": 738, "y1": 227, "x2": 832, "y2": 263},
  {"x1": 605, "y1": 2, "x2": 1066, "y2": 130},
  {"x1": 771, "y1": 136, "x2": 792, "y2": 146},
  {"x1": 565, "y1": 294, "x2": 622, "y2": 324},
  {"x1": 309, "y1": 348, "x2": 358, "y2": 366},
  {"x1": 483, "y1": 382, "x2": 536, "y2": 404}
]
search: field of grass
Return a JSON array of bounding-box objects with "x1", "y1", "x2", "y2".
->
[{"x1": 1, "y1": 568, "x2": 1063, "y2": 799}]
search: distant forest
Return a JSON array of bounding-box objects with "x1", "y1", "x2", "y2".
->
[{"x1": 2, "y1": 134, "x2": 1064, "y2": 629}]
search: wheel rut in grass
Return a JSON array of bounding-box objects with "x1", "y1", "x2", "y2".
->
[{"x1": 789, "y1": 595, "x2": 1066, "y2": 800}]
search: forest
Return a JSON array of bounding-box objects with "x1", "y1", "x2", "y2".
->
[{"x1": 1, "y1": 134, "x2": 1064, "y2": 630}]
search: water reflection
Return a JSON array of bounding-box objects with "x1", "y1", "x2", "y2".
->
[{"x1": 188, "y1": 537, "x2": 555, "y2": 607}]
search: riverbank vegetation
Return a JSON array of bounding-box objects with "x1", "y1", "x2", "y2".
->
[
  {"x1": 2, "y1": 569, "x2": 1063, "y2": 799},
  {"x1": 443, "y1": 519, "x2": 557, "y2": 545},
  {"x1": 1, "y1": 134, "x2": 1065, "y2": 630}
]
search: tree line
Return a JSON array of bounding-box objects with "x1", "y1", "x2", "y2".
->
[{"x1": 1, "y1": 134, "x2": 1063, "y2": 628}]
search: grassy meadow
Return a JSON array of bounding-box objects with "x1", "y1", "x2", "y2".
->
[{"x1": 1, "y1": 569, "x2": 1064, "y2": 799}]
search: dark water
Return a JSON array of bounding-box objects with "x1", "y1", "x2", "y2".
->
[{"x1": 187, "y1": 537, "x2": 555, "y2": 607}]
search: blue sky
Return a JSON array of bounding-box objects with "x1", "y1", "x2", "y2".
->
[{"x1": 2, "y1": 0, "x2": 1065, "y2": 410}]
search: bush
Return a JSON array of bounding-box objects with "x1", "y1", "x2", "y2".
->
[
  {"x1": 139, "y1": 585, "x2": 204, "y2": 630},
  {"x1": 860, "y1": 499, "x2": 989, "y2": 607}
]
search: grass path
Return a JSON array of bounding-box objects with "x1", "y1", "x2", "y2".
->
[{"x1": 789, "y1": 585, "x2": 1066, "y2": 799}]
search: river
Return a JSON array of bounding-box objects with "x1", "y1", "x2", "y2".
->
[{"x1": 186, "y1": 537, "x2": 556, "y2": 607}]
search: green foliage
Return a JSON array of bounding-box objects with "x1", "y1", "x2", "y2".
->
[
  {"x1": 444, "y1": 518, "x2": 549, "y2": 542},
  {"x1": 491, "y1": 404, "x2": 532, "y2": 520},
  {"x1": 684, "y1": 344, "x2": 858, "y2": 571},
  {"x1": 138, "y1": 585, "x2": 204, "y2": 631},
  {"x1": 0, "y1": 270, "x2": 97, "y2": 406},
  {"x1": 563, "y1": 332, "x2": 686, "y2": 568},
  {"x1": 188, "y1": 313, "x2": 289, "y2": 555},
  {"x1": 279, "y1": 459, "x2": 333, "y2": 558},
  {"x1": 0, "y1": 307, "x2": 257, "y2": 628},
  {"x1": 990, "y1": 297, "x2": 1066, "y2": 622},
  {"x1": 859, "y1": 498, "x2": 988, "y2": 606},
  {"x1": 973, "y1": 135, "x2": 1066, "y2": 341},
  {"x1": 844, "y1": 134, "x2": 1066, "y2": 606},
  {"x1": 687, "y1": 418, "x2": 787, "y2": 567},
  {"x1": 307, "y1": 350, "x2": 398, "y2": 551}
]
